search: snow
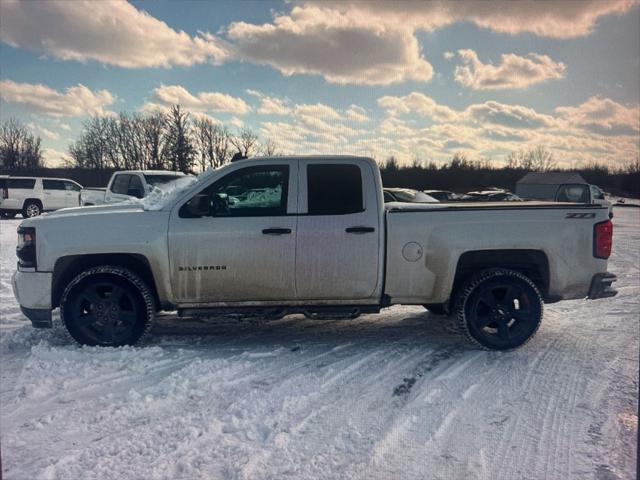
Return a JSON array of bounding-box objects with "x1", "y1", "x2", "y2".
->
[{"x1": 1, "y1": 209, "x2": 638, "y2": 480}]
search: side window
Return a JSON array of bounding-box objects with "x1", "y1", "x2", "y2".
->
[
  {"x1": 64, "y1": 181, "x2": 81, "y2": 192},
  {"x1": 8, "y1": 178, "x2": 36, "y2": 189},
  {"x1": 128, "y1": 175, "x2": 144, "y2": 197},
  {"x1": 111, "y1": 175, "x2": 131, "y2": 195},
  {"x1": 307, "y1": 164, "x2": 363, "y2": 215},
  {"x1": 590, "y1": 185, "x2": 604, "y2": 200},
  {"x1": 181, "y1": 166, "x2": 289, "y2": 218},
  {"x1": 42, "y1": 179, "x2": 66, "y2": 190}
]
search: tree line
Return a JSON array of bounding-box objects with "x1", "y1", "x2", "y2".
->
[
  {"x1": 67, "y1": 105, "x2": 276, "y2": 172},
  {"x1": 1, "y1": 110, "x2": 638, "y2": 195}
]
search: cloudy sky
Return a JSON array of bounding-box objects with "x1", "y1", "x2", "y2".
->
[{"x1": 1, "y1": 0, "x2": 639, "y2": 168}]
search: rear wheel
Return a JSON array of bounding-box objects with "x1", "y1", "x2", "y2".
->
[
  {"x1": 454, "y1": 269, "x2": 543, "y2": 350},
  {"x1": 60, "y1": 266, "x2": 154, "y2": 346},
  {"x1": 22, "y1": 201, "x2": 41, "y2": 218}
]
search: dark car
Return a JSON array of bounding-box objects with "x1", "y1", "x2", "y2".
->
[{"x1": 383, "y1": 188, "x2": 439, "y2": 203}]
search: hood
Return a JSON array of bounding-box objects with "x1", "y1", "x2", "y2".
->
[{"x1": 19, "y1": 203, "x2": 146, "y2": 228}]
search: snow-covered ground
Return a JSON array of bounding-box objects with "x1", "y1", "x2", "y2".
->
[{"x1": 1, "y1": 209, "x2": 638, "y2": 480}]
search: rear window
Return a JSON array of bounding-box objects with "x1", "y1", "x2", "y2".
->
[
  {"x1": 8, "y1": 178, "x2": 36, "y2": 189},
  {"x1": 144, "y1": 174, "x2": 181, "y2": 187},
  {"x1": 307, "y1": 164, "x2": 363, "y2": 215}
]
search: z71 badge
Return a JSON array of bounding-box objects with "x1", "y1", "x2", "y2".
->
[{"x1": 565, "y1": 213, "x2": 596, "y2": 219}]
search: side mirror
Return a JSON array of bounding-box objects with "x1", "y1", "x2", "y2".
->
[
  {"x1": 127, "y1": 188, "x2": 144, "y2": 199},
  {"x1": 210, "y1": 193, "x2": 230, "y2": 215},
  {"x1": 185, "y1": 194, "x2": 211, "y2": 217}
]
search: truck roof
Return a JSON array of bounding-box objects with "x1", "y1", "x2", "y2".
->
[{"x1": 115, "y1": 170, "x2": 185, "y2": 176}]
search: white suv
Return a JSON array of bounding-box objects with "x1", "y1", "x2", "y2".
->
[{"x1": 0, "y1": 176, "x2": 82, "y2": 218}]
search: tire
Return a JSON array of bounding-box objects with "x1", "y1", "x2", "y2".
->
[
  {"x1": 60, "y1": 266, "x2": 155, "y2": 347},
  {"x1": 22, "y1": 201, "x2": 41, "y2": 218},
  {"x1": 423, "y1": 304, "x2": 447, "y2": 315},
  {"x1": 454, "y1": 268, "x2": 543, "y2": 350}
]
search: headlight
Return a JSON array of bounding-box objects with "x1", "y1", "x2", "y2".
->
[{"x1": 17, "y1": 226, "x2": 36, "y2": 269}]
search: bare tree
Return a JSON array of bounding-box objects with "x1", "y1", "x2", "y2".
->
[
  {"x1": 0, "y1": 118, "x2": 43, "y2": 170},
  {"x1": 140, "y1": 112, "x2": 165, "y2": 169},
  {"x1": 507, "y1": 146, "x2": 556, "y2": 172},
  {"x1": 230, "y1": 127, "x2": 259, "y2": 157},
  {"x1": 163, "y1": 105, "x2": 195, "y2": 172},
  {"x1": 260, "y1": 138, "x2": 281, "y2": 156},
  {"x1": 68, "y1": 116, "x2": 113, "y2": 169}
]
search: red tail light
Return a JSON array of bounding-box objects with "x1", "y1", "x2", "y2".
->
[{"x1": 594, "y1": 220, "x2": 613, "y2": 259}]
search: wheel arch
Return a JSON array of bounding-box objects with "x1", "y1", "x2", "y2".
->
[
  {"x1": 452, "y1": 249, "x2": 550, "y2": 302},
  {"x1": 23, "y1": 198, "x2": 43, "y2": 209},
  {"x1": 52, "y1": 253, "x2": 160, "y2": 309}
]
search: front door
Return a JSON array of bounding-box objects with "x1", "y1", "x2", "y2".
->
[
  {"x1": 42, "y1": 179, "x2": 68, "y2": 210},
  {"x1": 168, "y1": 163, "x2": 298, "y2": 304},
  {"x1": 295, "y1": 161, "x2": 381, "y2": 301}
]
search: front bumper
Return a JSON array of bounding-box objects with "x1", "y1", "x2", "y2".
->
[
  {"x1": 12, "y1": 270, "x2": 53, "y2": 328},
  {"x1": 587, "y1": 272, "x2": 618, "y2": 299}
]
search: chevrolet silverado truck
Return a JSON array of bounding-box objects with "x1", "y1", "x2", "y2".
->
[
  {"x1": 80, "y1": 170, "x2": 186, "y2": 206},
  {"x1": 12, "y1": 156, "x2": 617, "y2": 350}
]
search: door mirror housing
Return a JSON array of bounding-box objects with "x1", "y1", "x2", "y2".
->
[{"x1": 183, "y1": 194, "x2": 211, "y2": 218}]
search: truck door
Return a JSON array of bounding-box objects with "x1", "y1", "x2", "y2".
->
[
  {"x1": 63, "y1": 180, "x2": 82, "y2": 207},
  {"x1": 295, "y1": 161, "x2": 381, "y2": 301},
  {"x1": 105, "y1": 174, "x2": 132, "y2": 204},
  {"x1": 168, "y1": 162, "x2": 298, "y2": 304}
]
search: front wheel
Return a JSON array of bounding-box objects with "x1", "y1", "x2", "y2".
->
[
  {"x1": 60, "y1": 266, "x2": 155, "y2": 346},
  {"x1": 454, "y1": 269, "x2": 543, "y2": 350}
]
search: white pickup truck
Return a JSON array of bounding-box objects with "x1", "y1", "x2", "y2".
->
[
  {"x1": 12, "y1": 156, "x2": 617, "y2": 350},
  {"x1": 80, "y1": 170, "x2": 185, "y2": 206}
]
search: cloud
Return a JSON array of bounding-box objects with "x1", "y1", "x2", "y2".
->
[
  {"x1": 555, "y1": 96, "x2": 639, "y2": 136},
  {"x1": 226, "y1": 5, "x2": 433, "y2": 85},
  {"x1": 150, "y1": 85, "x2": 250, "y2": 114},
  {"x1": 42, "y1": 148, "x2": 72, "y2": 168},
  {"x1": 345, "y1": 105, "x2": 369, "y2": 122},
  {"x1": 0, "y1": 79, "x2": 114, "y2": 117},
  {"x1": 338, "y1": 1, "x2": 635, "y2": 39},
  {"x1": 443, "y1": 51, "x2": 455, "y2": 60},
  {"x1": 454, "y1": 49, "x2": 566, "y2": 90},
  {"x1": 378, "y1": 93, "x2": 458, "y2": 122},
  {"x1": 0, "y1": 0, "x2": 228, "y2": 68},
  {"x1": 26, "y1": 123, "x2": 60, "y2": 140},
  {"x1": 293, "y1": 102, "x2": 342, "y2": 120},
  {"x1": 466, "y1": 101, "x2": 555, "y2": 129},
  {"x1": 247, "y1": 90, "x2": 291, "y2": 116}
]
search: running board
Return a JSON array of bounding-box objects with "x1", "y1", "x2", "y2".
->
[{"x1": 178, "y1": 304, "x2": 381, "y2": 320}]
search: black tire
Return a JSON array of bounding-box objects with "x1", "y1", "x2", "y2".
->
[
  {"x1": 60, "y1": 266, "x2": 155, "y2": 346},
  {"x1": 22, "y1": 201, "x2": 41, "y2": 218},
  {"x1": 423, "y1": 304, "x2": 447, "y2": 315},
  {"x1": 454, "y1": 269, "x2": 543, "y2": 350}
]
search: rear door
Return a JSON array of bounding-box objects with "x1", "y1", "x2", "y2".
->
[
  {"x1": 295, "y1": 161, "x2": 381, "y2": 301},
  {"x1": 4, "y1": 178, "x2": 36, "y2": 211},
  {"x1": 168, "y1": 162, "x2": 298, "y2": 304},
  {"x1": 42, "y1": 179, "x2": 68, "y2": 210}
]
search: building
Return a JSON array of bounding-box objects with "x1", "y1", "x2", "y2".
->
[{"x1": 515, "y1": 172, "x2": 587, "y2": 200}]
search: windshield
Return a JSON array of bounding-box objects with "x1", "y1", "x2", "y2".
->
[{"x1": 144, "y1": 174, "x2": 184, "y2": 187}]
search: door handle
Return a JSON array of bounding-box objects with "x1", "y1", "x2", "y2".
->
[
  {"x1": 345, "y1": 226, "x2": 375, "y2": 234},
  {"x1": 262, "y1": 228, "x2": 292, "y2": 235}
]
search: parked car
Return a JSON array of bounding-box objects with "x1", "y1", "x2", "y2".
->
[
  {"x1": 80, "y1": 170, "x2": 186, "y2": 206},
  {"x1": 423, "y1": 190, "x2": 457, "y2": 202},
  {"x1": 0, "y1": 176, "x2": 82, "y2": 218},
  {"x1": 462, "y1": 190, "x2": 523, "y2": 202},
  {"x1": 384, "y1": 188, "x2": 439, "y2": 203},
  {"x1": 13, "y1": 156, "x2": 616, "y2": 351}
]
